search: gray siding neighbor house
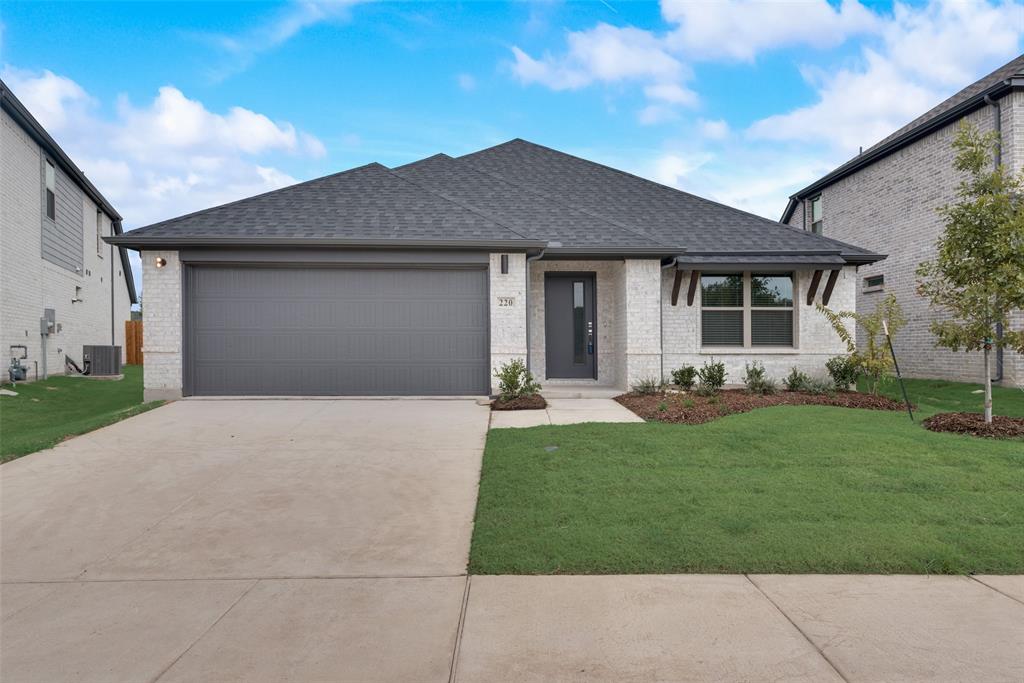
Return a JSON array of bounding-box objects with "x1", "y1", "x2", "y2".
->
[
  {"x1": 1, "y1": 80, "x2": 137, "y2": 378},
  {"x1": 109, "y1": 139, "x2": 883, "y2": 400},
  {"x1": 782, "y1": 54, "x2": 1024, "y2": 386}
]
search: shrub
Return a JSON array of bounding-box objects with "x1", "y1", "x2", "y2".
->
[
  {"x1": 826, "y1": 355, "x2": 860, "y2": 390},
  {"x1": 783, "y1": 367, "x2": 810, "y2": 392},
  {"x1": 493, "y1": 359, "x2": 540, "y2": 401},
  {"x1": 817, "y1": 294, "x2": 905, "y2": 394},
  {"x1": 802, "y1": 376, "x2": 836, "y2": 395},
  {"x1": 742, "y1": 361, "x2": 777, "y2": 395},
  {"x1": 682, "y1": 398, "x2": 695, "y2": 409},
  {"x1": 657, "y1": 401, "x2": 668, "y2": 412},
  {"x1": 697, "y1": 358, "x2": 727, "y2": 395},
  {"x1": 631, "y1": 377, "x2": 661, "y2": 395},
  {"x1": 670, "y1": 365, "x2": 697, "y2": 390}
]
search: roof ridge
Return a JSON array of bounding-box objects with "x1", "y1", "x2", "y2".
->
[
  {"x1": 127, "y1": 162, "x2": 389, "y2": 235},
  {"x1": 456, "y1": 144, "x2": 674, "y2": 249},
  {"x1": 471, "y1": 139, "x2": 874, "y2": 257},
  {"x1": 380, "y1": 163, "x2": 536, "y2": 242}
]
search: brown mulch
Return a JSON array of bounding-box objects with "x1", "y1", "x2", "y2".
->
[
  {"x1": 615, "y1": 389, "x2": 908, "y2": 425},
  {"x1": 492, "y1": 394, "x2": 548, "y2": 411},
  {"x1": 922, "y1": 412, "x2": 1024, "y2": 439}
]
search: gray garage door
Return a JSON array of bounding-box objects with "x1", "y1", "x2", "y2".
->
[{"x1": 185, "y1": 265, "x2": 489, "y2": 396}]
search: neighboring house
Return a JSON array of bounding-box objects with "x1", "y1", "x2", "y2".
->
[
  {"x1": 1, "y1": 80, "x2": 137, "y2": 379},
  {"x1": 109, "y1": 139, "x2": 882, "y2": 400},
  {"x1": 782, "y1": 54, "x2": 1024, "y2": 386}
]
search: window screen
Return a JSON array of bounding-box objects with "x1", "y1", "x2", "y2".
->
[{"x1": 701, "y1": 275, "x2": 744, "y2": 346}]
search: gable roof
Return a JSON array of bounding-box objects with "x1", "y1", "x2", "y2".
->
[
  {"x1": 781, "y1": 53, "x2": 1024, "y2": 224},
  {"x1": 110, "y1": 139, "x2": 882, "y2": 266},
  {"x1": 112, "y1": 162, "x2": 544, "y2": 249},
  {"x1": 1, "y1": 79, "x2": 137, "y2": 303}
]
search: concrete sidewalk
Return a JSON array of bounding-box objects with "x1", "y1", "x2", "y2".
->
[{"x1": 489, "y1": 397, "x2": 643, "y2": 428}]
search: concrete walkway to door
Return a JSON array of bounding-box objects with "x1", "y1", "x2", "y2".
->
[{"x1": 2, "y1": 400, "x2": 1022, "y2": 682}]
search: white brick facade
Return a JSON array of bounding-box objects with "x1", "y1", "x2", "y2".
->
[
  {"x1": 141, "y1": 250, "x2": 182, "y2": 401},
  {"x1": 1, "y1": 109, "x2": 132, "y2": 381},
  {"x1": 787, "y1": 98, "x2": 1022, "y2": 385},
  {"x1": 141, "y1": 252, "x2": 858, "y2": 397},
  {"x1": 489, "y1": 252, "x2": 527, "y2": 393},
  {"x1": 662, "y1": 267, "x2": 855, "y2": 385}
]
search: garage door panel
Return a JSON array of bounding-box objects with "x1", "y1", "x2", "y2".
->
[{"x1": 187, "y1": 266, "x2": 489, "y2": 395}]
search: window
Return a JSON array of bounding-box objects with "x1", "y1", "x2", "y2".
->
[
  {"x1": 863, "y1": 274, "x2": 884, "y2": 292},
  {"x1": 96, "y1": 210, "x2": 104, "y2": 257},
  {"x1": 700, "y1": 275, "x2": 744, "y2": 346},
  {"x1": 809, "y1": 195, "x2": 822, "y2": 234},
  {"x1": 572, "y1": 280, "x2": 586, "y2": 364},
  {"x1": 44, "y1": 160, "x2": 56, "y2": 221},
  {"x1": 701, "y1": 273, "x2": 795, "y2": 348}
]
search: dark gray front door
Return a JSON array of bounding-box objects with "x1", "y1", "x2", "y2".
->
[
  {"x1": 185, "y1": 265, "x2": 489, "y2": 396},
  {"x1": 544, "y1": 273, "x2": 596, "y2": 379}
]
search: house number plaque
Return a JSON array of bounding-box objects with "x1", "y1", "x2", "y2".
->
[{"x1": 497, "y1": 296, "x2": 516, "y2": 307}]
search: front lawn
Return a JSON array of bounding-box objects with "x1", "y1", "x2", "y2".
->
[
  {"x1": 865, "y1": 376, "x2": 1024, "y2": 418},
  {"x1": 0, "y1": 366, "x2": 162, "y2": 462},
  {"x1": 471, "y1": 390, "x2": 1024, "y2": 574}
]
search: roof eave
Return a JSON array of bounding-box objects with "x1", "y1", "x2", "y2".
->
[
  {"x1": 0, "y1": 79, "x2": 123, "y2": 222},
  {"x1": 784, "y1": 76, "x2": 1024, "y2": 218},
  {"x1": 103, "y1": 235, "x2": 550, "y2": 251}
]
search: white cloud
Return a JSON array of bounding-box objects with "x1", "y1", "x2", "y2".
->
[
  {"x1": 457, "y1": 73, "x2": 477, "y2": 91},
  {"x1": 511, "y1": 23, "x2": 684, "y2": 90},
  {"x1": 1, "y1": 67, "x2": 324, "y2": 228},
  {"x1": 698, "y1": 118, "x2": 730, "y2": 141},
  {"x1": 662, "y1": 0, "x2": 878, "y2": 61},
  {"x1": 643, "y1": 82, "x2": 697, "y2": 107},
  {"x1": 201, "y1": 0, "x2": 370, "y2": 80},
  {"x1": 638, "y1": 104, "x2": 679, "y2": 125},
  {"x1": 747, "y1": 0, "x2": 1024, "y2": 155}
]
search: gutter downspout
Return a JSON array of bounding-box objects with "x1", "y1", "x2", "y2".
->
[
  {"x1": 660, "y1": 256, "x2": 683, "y2": 384},
  {"x1": 110, "y1": 219, "x2": 117, "y2": 346},
  {"x1": 984, "y1": 94, "x2": 1004, "y2": 383},
  {"x1": 525, "y1": 246, "x2": 547, "y2": 379}
]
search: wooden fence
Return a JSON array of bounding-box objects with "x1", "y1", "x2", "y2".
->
[{"x1": 125, "y1": 320, "x2": 144, "y2": 365}]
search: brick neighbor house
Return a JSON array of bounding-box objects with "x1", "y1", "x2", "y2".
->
[
  {"x1": 109, "y1": 139, "x2": 883, "y2": 400},
  {"x1": 781, "y1": 54, "x2": 1024, "y2": 386},
  {"x1": 1, "y1": 80, "x2": 137, "y2": 379}
]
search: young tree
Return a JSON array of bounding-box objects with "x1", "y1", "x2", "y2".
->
[
  {"x1": 817, "y1": 294, "x2": 906, "y2": 395},
  {"x1": 916, "y1": 123, "x2": 1024, "y2": 423}
]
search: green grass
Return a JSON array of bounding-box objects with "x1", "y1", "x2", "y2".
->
[
  {"x1": 471, "y1": 379, "x2": 1024, "y2": 575},
  {"x1": 0, "y1": 366, "x2": 162, "y2": 462},
  {"x1": 864, "y1": 376, "x2": 1024, "y2": 418}
]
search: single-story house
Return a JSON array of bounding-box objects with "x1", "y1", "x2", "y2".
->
[{"x1": 107, "y1": 139, "x2": 883, "y2": 400}]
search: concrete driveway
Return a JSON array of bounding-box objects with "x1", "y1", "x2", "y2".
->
[
  {"x1": 3, "y1": 400, "x2": 1022, "y2": 682},
  {"x1": 1, "y1": 399, "x2": 488, "y2": 682}
]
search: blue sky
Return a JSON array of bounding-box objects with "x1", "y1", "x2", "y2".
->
[{"x1": 3, "y1": 0, "x2": 1023, "y2": 240}]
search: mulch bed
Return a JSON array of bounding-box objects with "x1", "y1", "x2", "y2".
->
[
  {"x1": 922, "y1": 412, "x2": 1024, "y2": 439},
  {"x1": 492, "y1": 394, "x2": 548, "y2": 411},
  {"x1": 615, "y1": 389, "x2": 908, "y2": 425}
]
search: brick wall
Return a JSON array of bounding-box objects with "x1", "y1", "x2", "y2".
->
[
  {"x1": 1, "y1": 109, "x2": 132, "y2": 381},
  {"x1": 528, "y1": 259, "x2": 624, "y2": 387},
  {"x1": 807, "y1": 101, "x2": 1021, "y2": 385},
  {"x1": 141, "y1": 250, "x2": 183, "y2": 400},
  {"x1": 661, "y1": 267, "x2": 855, "y2": 384},
  {"x1": 489, "y1": 252, "x2": 527, "y2": 393}
]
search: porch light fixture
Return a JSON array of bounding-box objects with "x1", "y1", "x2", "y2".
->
[{"x1": 154, "y1": 257, "x2": 166, "y2": 268}]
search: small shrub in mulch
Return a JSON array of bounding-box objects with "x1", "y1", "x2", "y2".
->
[
  {"x1": 492, "y1": 394, "x2": 547, "y2": 411},
  {"x1": 922, "y1": 412, "x2": 1024, "y2": 439},
  {"x1": 615, "y1": 389, "x2": 907, "y2": 425}
]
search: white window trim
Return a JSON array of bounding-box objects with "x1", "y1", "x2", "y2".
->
[{"x1": 699, "y1": 271, "x2": 800, "y2": 351}]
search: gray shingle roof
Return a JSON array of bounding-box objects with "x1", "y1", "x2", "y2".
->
[
  {"x1": 457, "y1": 139, "x2": 879, "y2": 262},
  {"x1": 110, "y1": 139, "x2": 882, "y2": 265},
  {"x1": 116, "y1": 162, "x2": 537, "y2": 246}
]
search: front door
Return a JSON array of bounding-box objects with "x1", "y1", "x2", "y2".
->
[{"x1": 544, "y1": 273, "x2": 597, "y2": 379}]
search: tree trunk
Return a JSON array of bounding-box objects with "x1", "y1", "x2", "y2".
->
[{"x1": 984, "y1": 346, "x2": 993, "y2": 424}]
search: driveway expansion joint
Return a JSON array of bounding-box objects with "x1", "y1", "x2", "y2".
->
[{"x1": 968, "y1": 575, "x2": 1024, "y2": 607}]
